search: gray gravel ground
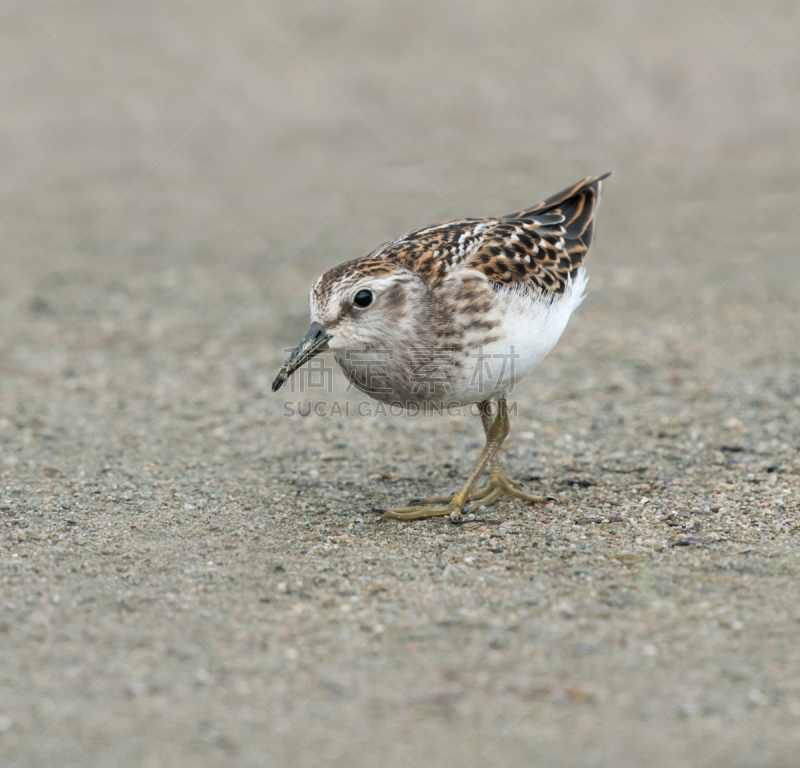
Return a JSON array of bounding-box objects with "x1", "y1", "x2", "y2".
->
[{"x1": 2, "y1": 1, "x2": 800, "y2": 767}]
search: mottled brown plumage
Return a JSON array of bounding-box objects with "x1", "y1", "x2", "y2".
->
[
  {"x1": 315, "y1": 173, "x2": 609, "y2": 299},
  {"x1": 275, "y1": 173, "x2": 610, "y2": 522}
]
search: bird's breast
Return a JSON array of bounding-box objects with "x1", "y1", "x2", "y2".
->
[{"x1": 330, "y1": 268, "x2": 586, "y2": 408}]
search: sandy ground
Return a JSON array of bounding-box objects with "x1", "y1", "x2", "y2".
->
[{"x1": 2, "y1": 1, "x2": 800, "y2": 766}]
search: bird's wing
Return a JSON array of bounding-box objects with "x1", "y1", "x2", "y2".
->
[
  {"x1": 373, "y1": 173, "x2": 609, "y2": 295},
  {"x1": 465, "y1": 173, "x2": 609, "y2": 294}
]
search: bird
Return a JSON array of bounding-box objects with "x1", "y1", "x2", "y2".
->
[{"x1": 272, "y1": 173, "x2": 610, "y2": 521}]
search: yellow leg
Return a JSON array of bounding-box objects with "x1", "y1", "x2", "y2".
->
[
  {"x1": 376, "y1": 400, "x2": 550, "y2": 522},
  {"x1": 396, "y1": 400, "x2": 555, "y2": 507}
]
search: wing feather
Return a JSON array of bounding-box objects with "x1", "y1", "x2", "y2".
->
[{"x1": 370, "y1": 173, "x2": 610, "y2": 295}]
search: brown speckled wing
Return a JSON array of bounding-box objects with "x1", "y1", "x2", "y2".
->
[{"x1": 371, "y1": 173, "x2": 609, "y2": 295}]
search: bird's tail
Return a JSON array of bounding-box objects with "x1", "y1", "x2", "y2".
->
[{"x1": 502, "y1": 172, "x2": 610, "y2": 256}]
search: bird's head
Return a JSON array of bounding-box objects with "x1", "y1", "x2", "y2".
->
[{"x1": 271, "y1": 258, "x2": 426, "y2": 392}]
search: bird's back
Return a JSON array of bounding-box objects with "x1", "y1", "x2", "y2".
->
[{"x1": 370, "y1": 173, "x2": 609, "y2": 297}]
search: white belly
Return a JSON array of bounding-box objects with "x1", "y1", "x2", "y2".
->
[{"x1": 448, "y1": 268, "x2": 587, "y2": 403}]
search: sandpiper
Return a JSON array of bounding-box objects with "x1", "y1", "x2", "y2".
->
[{"x1": 273, "y1": 173, "x2": 610, "y2": 521}]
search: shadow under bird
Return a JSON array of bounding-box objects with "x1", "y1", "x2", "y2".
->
[{"x1": 273, "y1": 173, "x2": 610, "y2": 521}]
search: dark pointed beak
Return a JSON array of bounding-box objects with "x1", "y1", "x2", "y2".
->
[{"x1": 272, "y1": 321, "x2": 332, "y2": 392}]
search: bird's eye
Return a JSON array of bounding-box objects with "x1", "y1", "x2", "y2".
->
[{"x1": 353, "y1": 289, "x2": 373, "y2": 308}]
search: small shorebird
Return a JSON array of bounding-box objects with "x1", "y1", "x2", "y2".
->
[{"x1": 273, "y1": 174, "x2": 609, "y2": 521}]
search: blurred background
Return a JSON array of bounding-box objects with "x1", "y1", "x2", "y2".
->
[
  {"x1": 2, "y1": 0, "x2": 798, "y2": 372},
  {"x1": 1, "y1": 1, "x2": 799, "y2": 766}
]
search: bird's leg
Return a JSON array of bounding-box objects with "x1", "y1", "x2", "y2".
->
[
  {"x1": 474, "y1": 400, "x2": 552, "y2": 506},
  {"x1": 376, "y1": 400, "x2": 511, "y2": 522},
  {"x1": 404, "y1": 399, "x2": 552, "y2": 511},
  {"x1": 404, "y1": 401, "x2": 498, "y2": 505}
]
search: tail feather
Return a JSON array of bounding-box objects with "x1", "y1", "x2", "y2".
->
[{"x1": 502, "y1": 172, "x2": 610, "y2": 247}]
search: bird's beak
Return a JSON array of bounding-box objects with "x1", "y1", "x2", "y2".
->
[{"x1": 272, "y1": 321, "x2": 332, "y2": 392}]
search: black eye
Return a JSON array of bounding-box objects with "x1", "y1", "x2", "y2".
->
[{"x1": 353, "y1": 289, "x2": 373, "y2": 308}]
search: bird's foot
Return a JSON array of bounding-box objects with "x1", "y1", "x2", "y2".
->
[
  {"x1": 408, "y1": 473, "x2": 553, "y2": 510},
  {"x1": 374, "y1": 499, "x2": 465, "y2": 522},
  {"x1": 374, "y1": 473, "x2": 553, "y2": 523}
]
